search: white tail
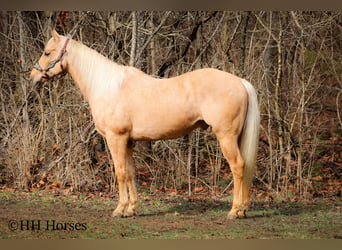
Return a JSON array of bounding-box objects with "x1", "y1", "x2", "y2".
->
[{"x1": 240, "y1": 79, "x2": 260, "y2": 192}]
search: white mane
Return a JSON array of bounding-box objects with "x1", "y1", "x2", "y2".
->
[{"x1": 66, "y1": 39, "x2": 125, "y2": 101}]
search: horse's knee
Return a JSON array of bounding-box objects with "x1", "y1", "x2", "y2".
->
[{"x1": 114, "y1": 165, "x2": 127, "y2": 180}]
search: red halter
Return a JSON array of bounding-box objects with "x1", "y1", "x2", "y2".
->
[{"x1": 33, "y1": 35, "x2": 71, "y2": 73}]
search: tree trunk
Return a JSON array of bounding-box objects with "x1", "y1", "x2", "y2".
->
[
  {"x1": 239, "y1": 11, "x2": 250, "y2": 78},
  {"x1": 17, "y1": 11, "x2": 32, "y2": 188},
  {"x1": 129, "y1": 11, "x2": 137, "y2": 67}
]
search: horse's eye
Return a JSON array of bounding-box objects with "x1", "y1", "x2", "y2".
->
[{"x1": 44, "y1": 52, "x2": 50, "y2": 56}]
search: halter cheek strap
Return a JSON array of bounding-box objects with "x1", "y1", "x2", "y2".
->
[{"x1": 34, "y1": 35, "x2": 71, "y2": 73}]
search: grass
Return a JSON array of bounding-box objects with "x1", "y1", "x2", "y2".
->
[{"x1": 0, "y1": 190, "x2": 340, "y2": 239}]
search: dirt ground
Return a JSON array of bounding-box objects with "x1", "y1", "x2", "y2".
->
[{"x1": 0, "y1": 190, "x2": 341, "y2": 239}]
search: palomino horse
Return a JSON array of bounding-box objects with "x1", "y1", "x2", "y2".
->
[{"x1": 30, "y1": 30, "x2": 260, "y2": 219}]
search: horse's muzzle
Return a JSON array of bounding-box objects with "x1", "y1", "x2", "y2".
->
[{"x1": 30, "y1": 69, "x2": 45, "y2": 86}]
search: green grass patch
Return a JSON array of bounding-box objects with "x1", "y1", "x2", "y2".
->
[{"x1": 0, "y1": 191, "x2": 340, "y2": 239}]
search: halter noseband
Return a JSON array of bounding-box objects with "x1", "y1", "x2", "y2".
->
[{"x1": 33, "y1": 35, "x2": 71, "y2": 74}]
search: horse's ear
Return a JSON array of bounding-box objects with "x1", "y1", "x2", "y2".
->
[{"x1": 51, "y1": 29, "x2": 60, "y2": 41}]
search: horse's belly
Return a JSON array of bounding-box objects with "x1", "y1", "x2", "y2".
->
[{"x1": 130, "y1": 116, "x2": 204, "y2": 141}]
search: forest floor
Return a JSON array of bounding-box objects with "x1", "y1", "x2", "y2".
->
[{"x1": 0, "y1": 190, "x2": 341, "y2": 239}]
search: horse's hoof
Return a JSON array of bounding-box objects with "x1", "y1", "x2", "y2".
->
[
  {"x1": 112, "y1": 211, "x2": 123, "y2": 218},
  {"x1": 123, "y1": 211, "x2": 136, "y2": 217},
  {"x1": 237, "y1": 210, "x2": 247, "y2": 218},
  {"x1": 227, "y1": 214, "x2": 238, "y2": 220},
  {"x1": 227, "y1": 210, "x2": 246, "y2": 219}
]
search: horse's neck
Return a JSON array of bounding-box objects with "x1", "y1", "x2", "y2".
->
[{"x1": 66, "y1": 40, "x2": 125, "y2": 102}]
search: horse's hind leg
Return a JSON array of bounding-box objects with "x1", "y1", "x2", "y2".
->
[
  {"x1": 217, "y1": 133, "x2": 246, "y2": 219},
  {"x1": 125, "y1": 141, "x2": 139, "y2": 217}
]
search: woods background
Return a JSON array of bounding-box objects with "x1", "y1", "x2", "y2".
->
[{"x1": 0, "y1": 11, "x2": 341, "y2": 200}]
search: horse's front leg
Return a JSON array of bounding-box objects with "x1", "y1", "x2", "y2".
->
[
  {"x1": 106, "y1": 133, "x2": 130, "y2": 217},
  {"x1": 125, "y1": 140, "x2": 139, "y2": 217}
]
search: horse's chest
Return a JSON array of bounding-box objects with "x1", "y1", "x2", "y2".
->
[{"x1": 90, "y1": 102, "x2": 131, "y2": 137}]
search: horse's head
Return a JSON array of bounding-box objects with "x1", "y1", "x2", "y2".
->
[{"x1": 30, "y1": 29, "x2": 70, "y2": 85}]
